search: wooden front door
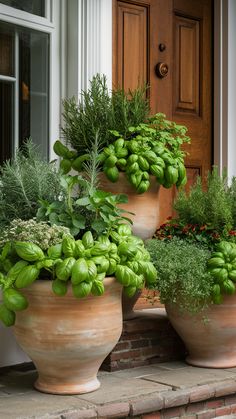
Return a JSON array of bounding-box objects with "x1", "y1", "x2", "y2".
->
[{"x1": 113, "y1": 0, "x2": 213, "y2": 223}]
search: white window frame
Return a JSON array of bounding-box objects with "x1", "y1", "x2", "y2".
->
[
  {"x1": 0, "y1": 0, "x2": 63, "y2": 160},
  {"x1": 0, "y1": 0, "x2": 64, "y2": 368}
]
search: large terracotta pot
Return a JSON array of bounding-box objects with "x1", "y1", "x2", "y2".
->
[
  {"x1": 14, "y1": 277, "x2": 122, "y2": 394},
  {"x1": 166, "y1": 294, "x2": 236, "y2": 368},
  {"x1": 99, "y1": 172, "x2": 160, "y2": 240}
]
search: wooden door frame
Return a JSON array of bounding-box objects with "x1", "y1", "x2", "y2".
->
[{"x1": 112, "y1": 0, "x2": 236, "y2": 178}]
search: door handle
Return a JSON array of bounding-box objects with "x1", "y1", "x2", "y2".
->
[{"x1": 155, "y1": 62, "x2": 169, "y2": 78}]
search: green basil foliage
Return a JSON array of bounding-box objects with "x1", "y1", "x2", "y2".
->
[
  {"x1": 0, "y1": 225, "x2": 157, "y2": 327},
  {"x1": 55, "y1": 113, "x2": 190, "y2": 194}
]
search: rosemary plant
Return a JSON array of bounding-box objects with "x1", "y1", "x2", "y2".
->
[{"x1": 0, "y1": 141, "x2": 63, "y2": 231}]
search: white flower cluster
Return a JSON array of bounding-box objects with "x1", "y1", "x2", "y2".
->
[{"x1": 0, "y1": 219, "x2": 72, "y2": 250}]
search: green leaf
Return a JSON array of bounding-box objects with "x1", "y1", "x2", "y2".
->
[
  {"x1": 91, "y1": 219, "x2": 107, "y2": 234},
  {"x1": 14, "y1": 242, "x2": 44, "y2": 262},
  {"x1": 47, "y1": 243, "x2": 62, "y2": 259},
  {"x1": 62, "y1": 236, "x2": 76, "y2": 257},
  {"x1": 91, "y1": 279, "x2": 105, "y2": 296},
  {"x1": 56, "y1": 257, "x2": 75, "y2": 281},
  {"x1": 52, "y1": 279, "x2": 68, "y2": 296},
  {"x1": 72, "y1": 216, "x2": 86, "y2": 229},
  {"x1": 49, "y1": 213, "x2": 60, "y2": 225},
  {"x1": 15, "y1": 265, "x2": 40, "y2": 288},
  {"x1": 0, "y1": 243, "x2": 11, "y2": 262},
  {"x1": 72, "y1": 281, "x2": 92, "y2": 298},
  {"x1": 0, "y1": 304, "x2": 15, "y2": 327},
  {"x1": 75, "y1": 197, "x2": 90, "y2": 206},
  {"x1": 115, "y1": 194, "x2": 128, "y2": 204},
  {"x1": 7, "y1": 261, "x2": 29, "y2": 279},
  {"x1": 82, "y1": 231, "x2": 94, "y2": 249},
  {"x1": 86, "y1": 260, "x2": 97, "y2": 281},
  {"x1": 71, "y1": 258, "x2": 88, "y2": 284},
  {"x1": 3, "y1": 288, "x2": 28, "y2": 311}
]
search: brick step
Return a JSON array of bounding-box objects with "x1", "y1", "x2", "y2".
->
[{"x1": 101, "y1": 308, "x2": 186, "y2": 372}]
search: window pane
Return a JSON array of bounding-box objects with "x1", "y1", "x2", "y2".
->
[
  {"x1": 0, "y1": 22, "x2": 49, "y2": 161},
  {"x1": 0, "y1": 25, "x2": 14, "y2": 76},
  {"x1": 0, "y1": 82, "x2": 13, "y2": 164},
  {"x1": 19, "y1": 29, "x2": 49, "y2": 158},
  {"x1": 0, "y1": 0, "x2": 45, "y2": 17}
]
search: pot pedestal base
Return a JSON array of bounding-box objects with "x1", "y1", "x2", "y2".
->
[
  {"x1": 185, "y1": 356, "x2": 236, "y2": 369},
  {"x1": 34, "y1": 376, "x2": 100, "y2": 395}
]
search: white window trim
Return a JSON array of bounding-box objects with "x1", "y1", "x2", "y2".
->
[
  {"x1": 67, "y1": 0, "x2": 112, "y2": 100},
  {"x1": 214, "y1": 0, "x2": 236, "y2": 179},
  {"x1": 0, "y1": 0, "x2": 63, "y2": 160},
  {"x1": 0, "y1": 1, "x2": 53, "y2": 29}
]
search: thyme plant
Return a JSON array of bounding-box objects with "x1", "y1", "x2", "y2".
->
[{"x1": 146, "y1": 238, "x2": 213, "y2": 314}]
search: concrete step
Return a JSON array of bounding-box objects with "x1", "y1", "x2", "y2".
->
[{"x1": 2, "y1": 361, "x2": 236, "y2": 418}]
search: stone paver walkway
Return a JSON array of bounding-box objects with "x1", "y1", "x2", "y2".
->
[{"x1": 1, "y1": 361, "x2": 236, "y2": 418}]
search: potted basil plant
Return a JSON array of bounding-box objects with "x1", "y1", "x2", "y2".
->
[
  {"x1": 53, "y1": 74, "x2": 190, "y2": 239},
  {"x1": 0, "y1": 142, "x2": 157, "y2": 395}
]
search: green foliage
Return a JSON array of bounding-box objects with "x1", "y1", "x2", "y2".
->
[
  {"x1": 145, "y1": 238, "x2": 213, "y2": 314},
  {"x1": 110, "y1": 86, "x2": 149, "y2": 139},
  {"x1": 99, "y1": 113, "x2": 190, "y2": 192},
  {"x1": 207, "y1": 240, "x2": 236, "y2": 304},
  {"x1": 0, "y1": 224, "x2": 157, "y2": 326},
  {"x1": 58, "y1": 111, "x2": 190, "y2": 193},
  {"x1": 61, "y1": 74, "x2": 149, "y2": 155},
  {"x1": 228, "y1": 177, "x2": 236, "y2": 229},
  {"x1": 57, "y1": 76, "x2": 190, "y2": 194},
  {"x1": 0, "y1": 140, "x2": 63, "y2": 231},
  {"x1": 174, "y1": 168, "x2": 233, "y2": 232},
  {"x1": 38, "y1": 136, "x2": 132, "y2": 238}
]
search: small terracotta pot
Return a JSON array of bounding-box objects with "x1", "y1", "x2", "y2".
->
[
  {"x1": 166, "y1": 294, "x2": 236, "y2": 368},
  {"x1": 99, "y1": 172, "x2": 160, "y2": 240},
  {"x1": 14, "y1": 278, "x2": 122, "y2": 394}
]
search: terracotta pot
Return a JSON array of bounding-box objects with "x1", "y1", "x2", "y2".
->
[
  {"x1": 14, "y1": 277, "x2": 122, "y2": 394},
  {"x1": 99, "y1": 172, "x2": 160, "y2": 240},
  {"x1": 122, "y1": 290, "x2": 142, "y2": 320},
  {"x1": 166, "y1": 294, "x2": 236, "y2": 368}
]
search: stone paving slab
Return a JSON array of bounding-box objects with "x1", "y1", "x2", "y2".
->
[
  {"x1": 1, "y1": 362, "x2": 236, "y2": 418},
  {"x1": 141, "y1": 365, "x2": 236, "y2": 389},
  {"x1": 0, "y1": 392, "x2": 96, "y2": 419},
  {"x1": 78, "y1": 374, "x2": 171, "y2": 404}
]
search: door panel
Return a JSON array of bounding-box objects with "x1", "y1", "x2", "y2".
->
[
  {"x1": 113, "y1": 0, "x2": 213, "y2": 224},
  {"x1": 117, "y1": 1, "x2": 148, "y2": 90},
  {"x1": 174, "y1": 16, "x2": 200, "y2": 113}
]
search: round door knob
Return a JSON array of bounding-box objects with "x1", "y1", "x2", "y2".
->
[{"x1": 155, "y1": 62, "x2": 169, "y2": 78}]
